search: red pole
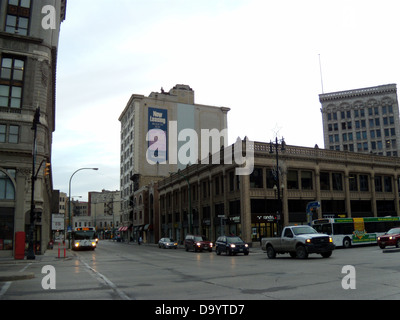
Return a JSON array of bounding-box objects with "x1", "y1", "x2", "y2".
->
[{"x1": 58, "y1": 243, "x2": 60, "y2": 258}]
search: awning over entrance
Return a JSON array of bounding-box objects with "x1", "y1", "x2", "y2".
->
[{"x1": 118, "y1": 227, "x2": 128, "y2": 232}]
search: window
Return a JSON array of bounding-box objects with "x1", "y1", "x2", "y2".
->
[
  {"x1": 5, "y1": 0, "x2": 31, "y2": 36},
  {"x1": 0, "y1": 125, "x2": 19, "y2": 144},
  {"x1": 0, "y1": 125, "x2": 5, "y2": 143},
  {"x1": 0, "y1": 169, "x2": 15, "y2": 200},
  {"x1": 287, "y1": 170, "x2": 298, "y2": 189},
  {"x1": 9, "y1": 125, "x2": 19, "y2": 143},
  {"x1": 332, "y1": 173, "x2": 343, "y2": 191},
  {"x1": 301, "y1": 171, "x2": 313, "y2": 190},
  {"x1": 349, "y1": 174, "x2": 358, "y2": 191},
  {"x1": 375, "y1": 176, "x2": 382, "y2": 192},
  {"x1": 320, "y1": 172, "x2": 330, "y2": 190},
  {"x1": 250, "y1": 168, "x2": 263, "y2": 188},
  {"x1": 384, "y1": 176, "x2": 393, "y2": 193},
  {"x1": 0, "y1": 57, "x2": 25, "y2": 109},
  {"x1": 359, "y1": 175, "x2": 369, "y2": 192},
  {"x1": 266, "y1": 170, "x2": 275, "y2": 189}
]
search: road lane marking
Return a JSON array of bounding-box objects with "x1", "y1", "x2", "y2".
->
[
  {"x1": 0, "y1": 263, "x2": 32, "y2": 299},
  {"x1": 80, "y1": 259, "x2": 131, "y2": 300}
]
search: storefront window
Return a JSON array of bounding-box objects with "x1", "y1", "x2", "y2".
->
[{"x1": 0, "y1": 211, "x2": 14, "y2": 251}]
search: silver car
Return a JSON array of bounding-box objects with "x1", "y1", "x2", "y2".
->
[{"x1": 158, "y1": 237, "x2": 178, "y2": 249}]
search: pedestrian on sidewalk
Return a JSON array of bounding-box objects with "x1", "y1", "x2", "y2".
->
[{"x1": 138, "y1": 236, "x2": 142, "y2": 245}]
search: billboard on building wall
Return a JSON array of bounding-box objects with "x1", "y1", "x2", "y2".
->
[{"x1": 147, "y1": 107, "x2": 168, "y2": 164}]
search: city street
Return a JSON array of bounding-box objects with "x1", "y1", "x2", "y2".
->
[{"x1": 1, "y1": 240, "x2": 400, "y2": 302}]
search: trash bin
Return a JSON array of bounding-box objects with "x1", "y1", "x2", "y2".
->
[{"x1": 14, "y1": 232, "x2": 25, "y2": 260}]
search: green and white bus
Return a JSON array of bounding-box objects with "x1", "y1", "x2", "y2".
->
[{"x1": 312, "y1": 217, "x2": 400, "y2": 248}]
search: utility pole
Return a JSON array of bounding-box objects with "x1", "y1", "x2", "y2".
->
[{"x1": 27, "y1": 108, "x2": 40, "y2": 260}]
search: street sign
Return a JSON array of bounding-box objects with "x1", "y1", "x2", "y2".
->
[{"x1": 52, "y1": 214, "x2": 64, "y2": 231}]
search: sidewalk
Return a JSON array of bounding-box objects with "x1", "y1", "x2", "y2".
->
[{"x1": 0, "y1": 242, "x2": 71, "y2": 282}]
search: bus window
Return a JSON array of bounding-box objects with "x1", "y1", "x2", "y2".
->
[
  {"x1": 322, "y1": 224, "x2": 332, "y2": 235},
  {"x1": 334, "y1": 223, "x2": 354, "y2": 235}
]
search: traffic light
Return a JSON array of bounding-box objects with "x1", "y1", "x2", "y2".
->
[{"x1": 44, "y1": 162, "x2": 51, "y2": 177}]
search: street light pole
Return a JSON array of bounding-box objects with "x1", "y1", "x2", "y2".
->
[
  {"x1": 27, "y1": 108, "x2": 41, "y2": 260},
  {"x1": 270, "y1": 137, "x2": 286, "y2": 236},
  {"x1": 68, "y1": 168, "x2": 99, "y2": 249}
]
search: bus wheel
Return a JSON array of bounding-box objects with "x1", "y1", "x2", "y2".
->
[{"x1": 343, "y1": 237, "x2": 351, "y2": 248}]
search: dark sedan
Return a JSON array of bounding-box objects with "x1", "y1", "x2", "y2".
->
[{"x1": 215, "y1": 236, "x2": 249, "y2": 256}]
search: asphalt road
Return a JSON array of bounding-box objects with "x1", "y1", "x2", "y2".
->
[{"x1": 1, "y1": 240, "x2": 400, "y2": 301}]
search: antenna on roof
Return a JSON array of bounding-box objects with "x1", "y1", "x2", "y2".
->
[{"x1": 318, "y1": 54, "x2": 325, "y2": 94}]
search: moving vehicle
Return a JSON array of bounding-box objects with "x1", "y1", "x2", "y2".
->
[
  {"x1": 72, "y1": 227, "x2": 97, "y2": 251},
  {"x1": 312, "y1": 217, "x2": 400, "y2": 248},
  {"x1": 377, "y1": 227, "x2": 400, "y2": 249},
  {"x1": 158, "y1": 237, "x2": 178, "y2": 249},
  {"x1": 184, "y1": 235, "x2": 213, "y2": 252},
  {"x1": 261, "y1": 226, "x2": 334, "y2": 259},
  {"x1": 215, "y1": 236, "x2": 249, "y2": 256}
]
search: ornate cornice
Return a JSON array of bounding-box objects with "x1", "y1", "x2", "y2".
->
[{"x1": 319, "y1": 84, "x2": 397, "y2": 103}]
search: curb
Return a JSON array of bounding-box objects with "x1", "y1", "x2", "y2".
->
[
  {"x1": 0, "y1": 272, "x2": 35, "y2": 282},
  {"x1": 382, "y1": 248, "x2": 400, "y2": 253}
]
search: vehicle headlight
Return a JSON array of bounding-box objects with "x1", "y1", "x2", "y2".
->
[
  {"x1": 230, "y1": 244, "x2": 236, "y2": 248},
  {"x1": 245, "y1": 244, "x2": 249, "y2": 248},
  {"x1": 329, "y1": 237, "x2": 333, "y2": 243},
  {"x1": 389, "y1": 236, "x2": 393, "y2": 240},
  {"x1": 196, "y1": 242, "x2": 201, "y2": 246},
  {"x1": 378, "y1": 237, "x2": 381, "y2": 241},
  {"x1": 74, "y1": 242, "x2": 80, "y2": 248},
  {"x1": 306, "y1": 239, "x2": 311, "y2": 243},
  {"x1": 92, "y1": 242, "x2": 96, "y2": 247},
  {"x1": 174, "y1": 243, "x2": 178, "y2": 246}
]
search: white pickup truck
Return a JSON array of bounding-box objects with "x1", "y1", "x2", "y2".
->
[{"x1": 261, "y1": 225, "x2": 335, "y2": 259}]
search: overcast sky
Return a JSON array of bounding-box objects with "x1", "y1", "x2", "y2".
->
[{"x1": 52, "y1": 0, "x2": 400, "y2": 201}]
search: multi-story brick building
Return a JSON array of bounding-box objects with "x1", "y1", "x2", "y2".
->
[
  {"x1": 320, "y1": 84, "x2": 400, "y2": 156},
  {"x1": 0, "y1": 0, "x2": 66, "y2": 257},
  {"x1": 118, "y1": 84, "x2": 230, "y2": 241}
]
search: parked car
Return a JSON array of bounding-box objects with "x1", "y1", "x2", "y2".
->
[
  {"x1": 378, "y1": 228, "x2": 400, "y2": 249},
  {"x1": 215, "y1": 236, "x2": 249, "y2": 256},
  {"x1": 158, "y1": 238, "x2": 178, "y2": 249},
  {"x1": 184, "y1": 235, "x2": 213, "y2": 252}
]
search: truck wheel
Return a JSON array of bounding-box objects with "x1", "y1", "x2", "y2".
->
[
  {"x1": 266, "y1": 246, "x2": 276, "y2": 259},
  {"x1": 296, "y1": 245, "x2": 308, "y2": 259}
]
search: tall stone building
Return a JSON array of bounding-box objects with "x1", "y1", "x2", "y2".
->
[
  {"x1": 0, "y1": 0, "x2": 67, "y2": 257},
  {"x1": 320, "y1": 84, "x2": 400, "y2": 156},
  {"x1": 119, "y1": 84, "x2": 230, "y2": 239}
]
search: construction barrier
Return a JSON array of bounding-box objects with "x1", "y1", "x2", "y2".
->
[{"x1": 58, "y1": 241, "x2": 67, "y2": 259}]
